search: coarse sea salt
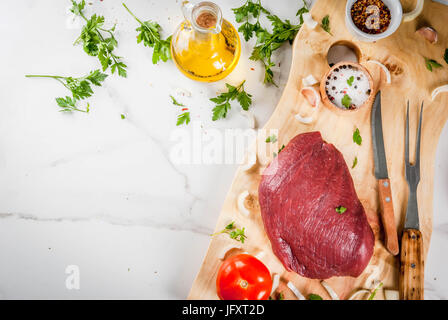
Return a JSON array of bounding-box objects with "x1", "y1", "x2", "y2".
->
[{"x1": 324, "y1": 64, "x2": 371, "y2": 110}]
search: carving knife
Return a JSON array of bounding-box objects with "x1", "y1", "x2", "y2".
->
[{"x1": 371, "y1": 91, "x2": 399, "y2": 255}]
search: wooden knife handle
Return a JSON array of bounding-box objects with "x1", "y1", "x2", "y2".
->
[
  {"x1": 399, "y1": 229, "x2": 424, "y2": 300},
  {"x1": 378, "y1": 179, "x2": 399, "y2": 255}
]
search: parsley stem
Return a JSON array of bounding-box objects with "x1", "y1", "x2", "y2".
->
[
  {"x1": 210, "y1": 230, "x2": 226, "y2": 237},
  {"x1": 25, "y1": 74, "x2": 90, "y2": 82},
  {"x1": 122, "y1": 3, "x2": 163, "y2": 45},
  {"x1": 237, "y1": 80, "x2": 246, "y2": 90},
  {"x1": 25, "y1": 75, "x2": 64, "y2": 79},
  {"x1": 122, "y1": 3, "x2": 143, "y2": 25},
  {"x1": 75, "y1": 8, "x2": 121, "y2": 67},
  {"x1": 25, "y1": 75, "x2": 70, "y2": 88},
  {"x1": 62, "y1": 107, "x2": 88, "y2": 113}
]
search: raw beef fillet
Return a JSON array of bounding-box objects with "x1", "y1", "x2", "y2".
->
[{"x1": 258, "y1": 132, "x2": 374, "y2": 279}]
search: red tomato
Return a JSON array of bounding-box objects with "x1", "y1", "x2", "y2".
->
[{"x1": 216, "y1": 253, "x2": 272, "y2": 300}]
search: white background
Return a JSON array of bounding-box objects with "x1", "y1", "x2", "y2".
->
[{"x1": 0, "y1": 0, "x2": 447, "y2": 299}]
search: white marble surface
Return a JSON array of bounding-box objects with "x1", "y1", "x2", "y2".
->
[{"x1": 0, "y1": 0, "x2": 447, "y2": 299}]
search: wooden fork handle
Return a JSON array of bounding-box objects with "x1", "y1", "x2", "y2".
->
[
  {"x1": 399, "y1": 229, "x2": 424, "y2": 300},
  {"x1": 378, "y1": 179, "x2": 399, "y2": 255}
]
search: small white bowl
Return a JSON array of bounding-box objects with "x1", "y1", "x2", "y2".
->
[{"x1": 345, "y1": 0, "x2": 402, "y2": 42}]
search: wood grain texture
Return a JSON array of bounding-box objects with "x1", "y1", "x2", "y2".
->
[
  {"x1": 189, "y1": 0, "x2": 448, "y2": 300},
  {"x1": 378, "y1": 178, "x2": 399, "y2": 255},
  {"x1": 400, "y1": 229, "x2": 424, "y2": 300}
]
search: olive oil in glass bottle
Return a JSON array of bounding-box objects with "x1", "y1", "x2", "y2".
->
[{"x1": 171, "y1": 1, "x2": 241, "y2": 82}]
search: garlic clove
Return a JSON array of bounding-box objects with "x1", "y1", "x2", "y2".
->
[
  {"x1": 301, "y1": 86, "x2": 321, "y2": 108},
  {"x1": 416, "y1": 26, "x2": 438, "y2": 44}
]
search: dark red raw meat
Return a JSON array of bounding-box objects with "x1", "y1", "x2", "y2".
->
[{"x1": 258, "y1": 132, "x2": 374, "y2": 279}]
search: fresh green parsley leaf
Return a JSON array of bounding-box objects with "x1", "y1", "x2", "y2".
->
[
  {"x1": 335, "y1": 206, "x2": 347, "y2": 214},
  {"x1": 225, "y1": 221, "x2": 235, "y2": 230},
  {"x1": 268, "y1": 15, "x2": 298, "y2": 42},
  {"x1": 308, "y1": 294, "x2": 323, "y2": 300},
  {"x1": 341, "y1": 94, "x2": 352, "y2": 109},
  {"x1": 121, "y1": 114, "x2": 126, "y2": 119},
  {"x1": 266, "y1": 134, "x2": 278, "y2": 143},
  {"x1": 352, "y1": 156, "x2": 358, "y2": 169},
  {"x1": 86, "y1": 69, "x2": 109, "y2": 86},
  {"x1": 368, "y1": 282, "x2": 383, "y2": 300},
  {"x1": 232, "y1": 0, "x2": 270, "y2": 41},
  {"x1": 71, "y1": 1, "x2": 127, "y2": 77},
  {"x1": 353, "y1": 128, "x2": 362, "y2": 146},
  {"x1": 321, "y1": 14, "x2": 332, "y2": 35},
  {"x1": 277, "y1": 292, "x2": 285, "y2": 300},
  {"x1": 70, "y1": 0, "x2": 85, "y2": 16},
  {"x1": 229, "y1": 228, "x2": 247, "y2": 243},
  {"x1": 26, "y1": 70, "x2": 107, "y2": 112},
  {"x1": 444, "y1": 49, "x2": 448, "y2": 65},
  {"x1": 176, "y1": 112, "x2": 190, "y2": 126},
  {"x1": 211, "y1": 221, "x2": 247, "y2": 244},
  {"x1": 236, "y1": 1, "x2": 308, "y2": 85},
  {"x1": 296, "y1": 0, "x2": 309, "y2": 24},
  {"x1": 170, "y1": 95, "x2": 190, "y2": 126},
  {"x1": 210, "y1": 81, "x2": 252, "y2": 121},
  {"x1": 237, "y1": 90, "x2": 252, "y2": 111},
  {"x1": 123, "y1": 3, "x2": 172, "y2": 64},
  {"x1": 56, "y1": 96, "x2": 89, "y2": 113},
  {"x1": 347, "y1": 75, "x2": 354, "y2": 86},
  {"x1": 278, "y1": 144, "x2": 285, "y2": 154},
  {"x1": 212, "y1": 102, "x2": 231, "y2": 121},
  {"x1": 170, "y1": 95, "x2": 185, "y2": 106},
  {"x1": 425, "y1": 57, "x2": 442, "y2": 72}
]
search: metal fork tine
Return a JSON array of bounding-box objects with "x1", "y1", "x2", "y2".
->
[
  {"x1": 415, "y1": 102, "x2": 424, "y2": 170},
  {"x1": 405, "y1": 101, "x2": 410, "y2": 167}
]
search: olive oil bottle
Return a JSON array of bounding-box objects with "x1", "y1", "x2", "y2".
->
[{"x1": 171, "y1": 1, "x2": 241, "y2": 82}]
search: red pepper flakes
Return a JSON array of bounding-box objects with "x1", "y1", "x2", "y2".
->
[{"x1": 351, "y1": 0, "x2": 391, "y2": 34}]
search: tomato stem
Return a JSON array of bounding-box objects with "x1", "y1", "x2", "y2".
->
[{"x1": 239, "y1": 279, "x2": 248, "y2": 289}]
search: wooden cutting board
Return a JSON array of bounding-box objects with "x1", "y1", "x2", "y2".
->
[{"x1": 189, "y1": 0, "x2": 448, "y2": 300}]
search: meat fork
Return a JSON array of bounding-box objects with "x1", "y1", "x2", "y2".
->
[{"x1": 399, "y1": 101, "x2": 424, "y2": 300}]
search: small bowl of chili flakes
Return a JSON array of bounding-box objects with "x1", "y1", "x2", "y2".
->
[{"x1": 345, "y1": 0, "x2": 402, "y2": 42}]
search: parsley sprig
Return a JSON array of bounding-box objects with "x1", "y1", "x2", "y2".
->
[
  {"x1": 233, "y1": 0, "x2": 309, "y2": 85},
  {"x1": 347, "y1": 76, "x2": 354, "y2": 86},
  {"x1": 321, "y1": 15, "x2": 332, "y2": 35},
  {"x1": 278, "y1": 144, "x2": 285, "y2": 153},
  {"x1": 425, "y1": 57, "x2": 442, "y2": 72},
  {"x1": 70, "y1": 0, "x2": 127, "y2": 77},
  {"x1": 335, "y1": 206, "x2": 347, "y2": 214},
  {"x1": 25, "y1": 70, "x2": 108, "y2": 112},
  {"x1": 210, "y1": 80, "x2": 252, "y2": 121},
  {"x1": 211, "y1": 221, "x2": 247, "y2": 244},
  {"x1": 342, "y1": 94, "x2": 352, "y2": 109},
  {"x1": 170, "y1": 95, "x2": 184, "y2": 107},
  {"x1": 123, "y1": 3, "x2": 172, "y2": 64},
  {"x1": 266, "y1": 134, "x2": 277, "y2": 143},
  {"x1": 444, "y1": 49, "x2": 448, "y2": 65},
  {"x1": 273, "y1": 144, "x2": 285, "y2": 158},
  {"x1": 368, "y1": 282, "x2": 383, "y2": 300},
  {"x1": 232, "y1": 0, "x2": 271, "y2": 41},
  {"x1": 353, "y1": 128, "x2": 362, "y2": 146},
  {"x1": 352, "y1": 156, "x2": 358, "y2": 169},
  {"x1": 170, "y1": 95, "x2": 190, "y2": 126},
  {"x1": 177, "y1": 112, "x2": 191, "y2": 126}
]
